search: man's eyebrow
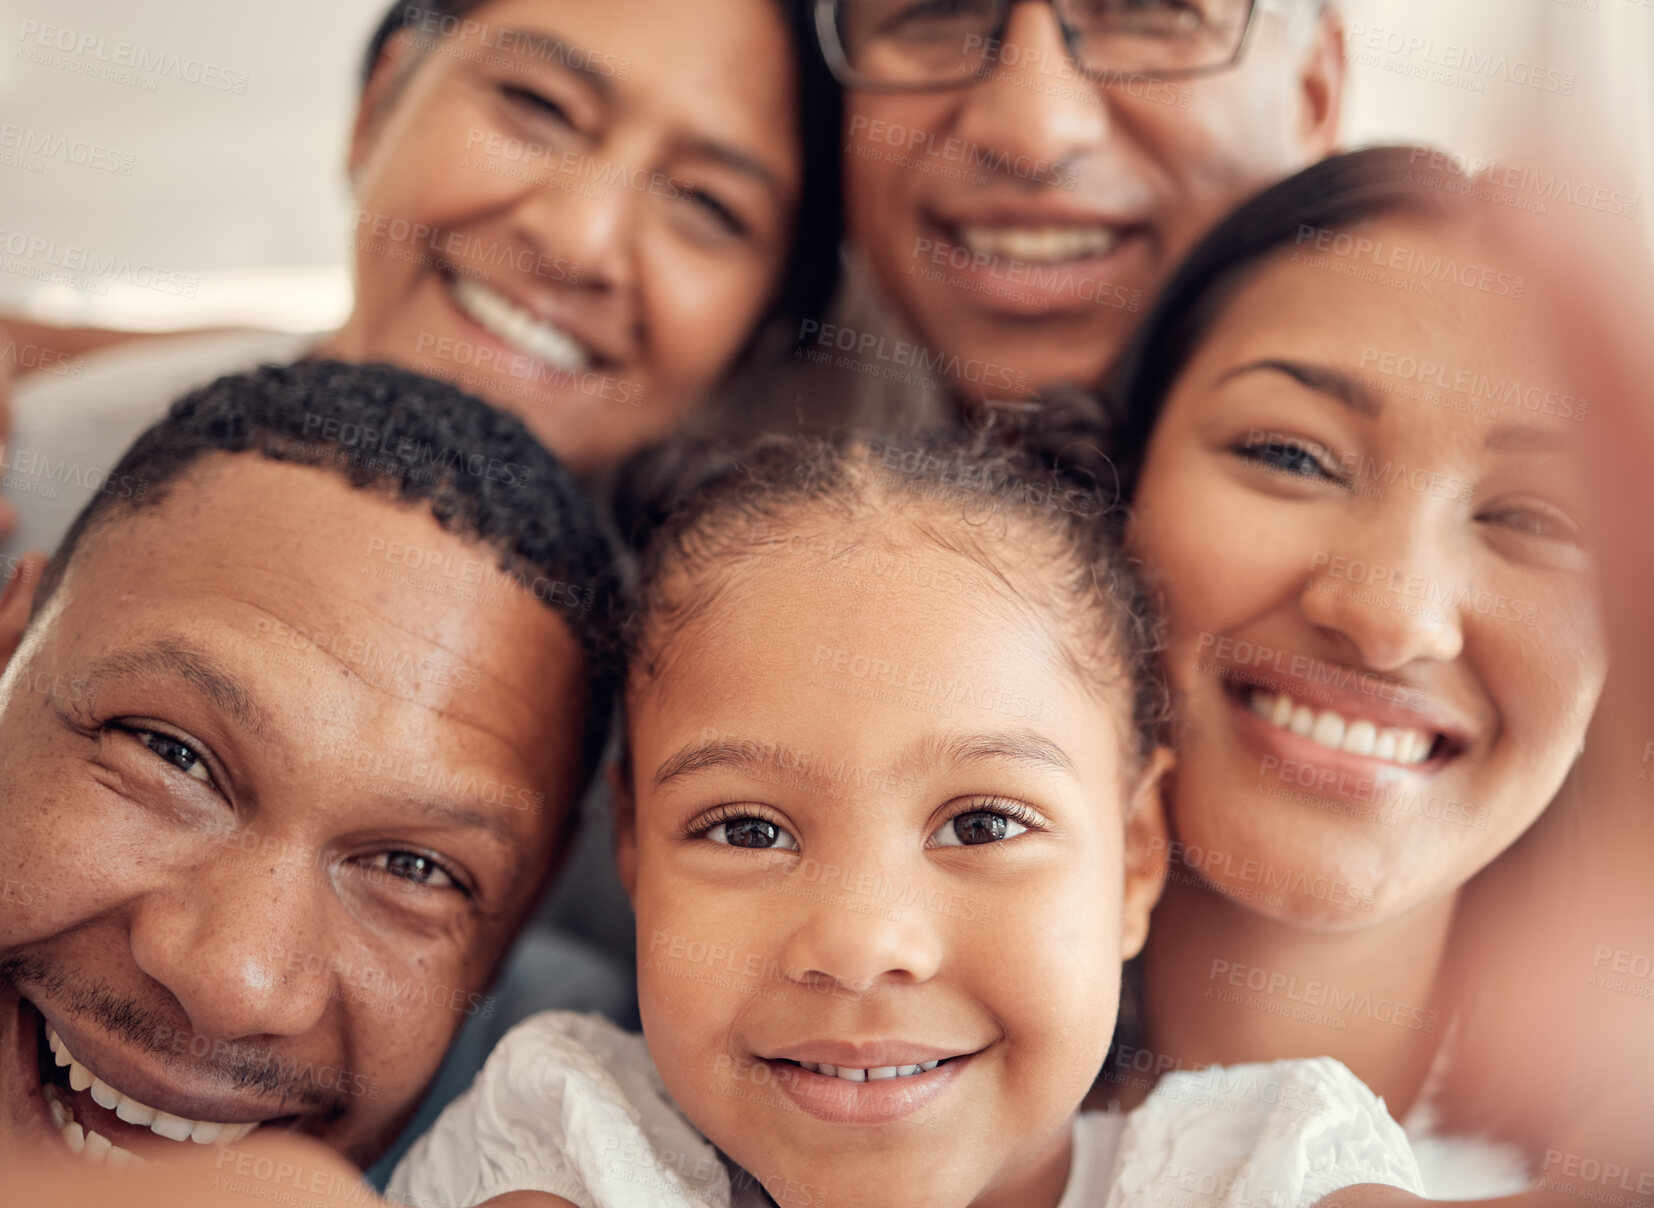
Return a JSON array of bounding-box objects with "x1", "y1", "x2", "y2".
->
[
  {"x1": 1220, "y1": 359, "x2": 1383, "y2": 419},
  {"x1": 395, "y1": 794, "x2": 521, "y2": 850},
  {"x1": 83, "y1": 639, "x2": 265, "y2": 736}
]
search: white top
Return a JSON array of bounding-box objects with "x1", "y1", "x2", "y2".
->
[
  {"x1": 388, "y1": 1012, "x2": 1424, "y2": 1208},
  {"x1": 5, "y1": 328, "x2": 318, "y2": 554},
  {"x1": 1401, "y1": 1022, "x2": 1532, "y2": 1199}
]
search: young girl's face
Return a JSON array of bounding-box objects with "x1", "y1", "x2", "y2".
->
[
  {"x1": 1129, "y1": 215, "x2": 1607, "y2": 927},
  {"x1": 619, "y1": 519, "x2": 1167, "y2": 1208},
  {"x1": 334, "y1": 0, "x2": 801, "y2": 472}
]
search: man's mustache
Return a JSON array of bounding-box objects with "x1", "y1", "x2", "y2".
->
[{"x1": 2, "y1": 953, "x2": 348, "y2": 1116}]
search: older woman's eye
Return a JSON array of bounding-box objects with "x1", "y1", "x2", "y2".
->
[{"x1": 1481, "y1": 502, "x2": 1582, "y2": 544}]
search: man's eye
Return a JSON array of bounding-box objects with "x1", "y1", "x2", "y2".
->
[
  {"x1": 364, "y1": 851, "x2": 460, "y2": 890},
  {"x1": 134, "y1": 730, "x2": 213, "y2": 785},
  {"x1": 703, "y1": 815, "x2": 798, "y2": 850},
  {"x1": 929, "y1": 806, "x2": 1032, "y2": 847}
]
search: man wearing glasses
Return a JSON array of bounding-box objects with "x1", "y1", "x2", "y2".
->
[{"x1": 808, "y1": 0, "x2": 1343, "y2": 411}]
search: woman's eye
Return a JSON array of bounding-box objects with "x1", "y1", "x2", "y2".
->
[
  {"x1": 501, "y1": 84, "x2": 572, "y2": 128},
  {"x1": 930, "y1": 809, "x2": 1030, "y2": 848},
  {"x1": 680, "y1": 187, "x2": 748, "y2": 238},
  {"x1": 704, "y1": 815, "x2": 798, "y2": 851},
  {"x1": 135, "y1": 730, "x2": 213, "y2": 785},
  {"x1": 363, "y1": 851, "x2": 460, "y2": 891},
  {"x1": 1235, "y1": 437, "x2": 1341, "y2": 482},
  {"x1": 1481, "y1": 503, "x2": 1581, "y2": 544}
]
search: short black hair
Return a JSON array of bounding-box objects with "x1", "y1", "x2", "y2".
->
[
  {"x1": 359, "y1": 0, "x2": 842, "y2": 331},
  {"x1": 38, "y1": 359, "x2": 621, "y2": 786}
]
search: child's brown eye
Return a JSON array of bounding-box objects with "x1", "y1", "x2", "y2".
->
[
  {"x1": 706, "y1": 815, "x2": 799, "y2": 851},
  {"x1": 931, "y1": 809, "x2": 1029, "y2": 848}
]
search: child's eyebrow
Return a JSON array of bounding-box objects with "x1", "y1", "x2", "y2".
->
[{"x1": 653, "y1": 728, "x2": 1077, "y2": 790}]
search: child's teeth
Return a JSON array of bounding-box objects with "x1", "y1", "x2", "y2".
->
[
  {"x1": 797, "y1": 1060, "x2": 942, "y2": 1081},
  {"x1": 1246, "y1": 690, "x2": 1436, "y2": 766}
]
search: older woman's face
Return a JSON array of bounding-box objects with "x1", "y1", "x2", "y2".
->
[
  {"x1": 1129, "y1": 216, "x2": 1606, "y2": 927},
  {"x1": 333, "y1": 0, "x2": 802, "y2": 472}
]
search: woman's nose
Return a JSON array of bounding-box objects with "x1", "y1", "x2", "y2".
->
[
  {"x1": 1298, "y1": 509, "x2": 1467, "y2": 672},
  {"x1": 508, "y1": 157, "x2": 635, "y2": 294}
]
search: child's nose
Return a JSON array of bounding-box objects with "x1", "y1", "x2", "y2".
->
[{"x1": 776, "y1": 882, "x2": 946, "y2": 992}]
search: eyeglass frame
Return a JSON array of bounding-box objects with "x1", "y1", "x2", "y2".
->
[{"x1": 813, "y1": 0, "x2": 1278, "y2": 93}]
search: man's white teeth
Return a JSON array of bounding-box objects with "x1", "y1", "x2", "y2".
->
[
  {"x1": 1247, "y1": 689, "x2": 1434, "y2": 765},
  {"x1": 43, "y1": 1084, "x2": 146, "y2": 1168},
  {"x1": 797, "y1": 1060, "x2": 941, "y2": 1081},
  {"x1": 956, "y1": 224, "x2": 1120, "y2": 263},
  {"x1": 450, "y1": 275, "x2": 592, "y2": 371},
  {"x1": 45, "y1": 1024, "x2": 260, "y2": 1147}
]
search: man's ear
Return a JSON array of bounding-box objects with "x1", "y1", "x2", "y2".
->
[
  {"x1": 608, "y1": 760, "x2": 638, "y2": 902},
  {"x1": 1295, "y1": 6, "x2": 1346, "y2": 156},
  {"x1": 1120, "y1": 744, "x2": 1175, "y2": 962},
  {"x1": 0, "y1": 552, "x2": 47, "y2": 672},
  {"x1": 347, "y1": 29, "x2": 423, "y2": 185}
]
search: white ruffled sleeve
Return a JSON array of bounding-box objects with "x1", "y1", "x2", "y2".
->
[
  {"x1": 386, "y1": 1011, "x2": 732, "y2": 1208},
  {"x1": 1106, "y1": 1057, "x2": 1425, "y2": 1208}
]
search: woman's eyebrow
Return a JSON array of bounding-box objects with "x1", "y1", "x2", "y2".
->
[
  {"x1": 82, "y1": 638, "x2": 266, "y2": 736},
  {"x1": 489, "y1": 28, "x2": 615, "y2": 99},
  {"x1": 1219, "y1": 358, "x2": 1383, "y2": 419}
]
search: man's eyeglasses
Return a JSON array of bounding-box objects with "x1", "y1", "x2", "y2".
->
[{"x1": 815, "y1": 0, "x2": 1270, "y2": 92}]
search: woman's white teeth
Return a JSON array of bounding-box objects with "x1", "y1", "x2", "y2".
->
[
  {"x1": 796, "y1": 1059, "x2": 941, "y2": 1080},
  {"x1": 956, "y1": 225, "x2": 1119, "y2": 262},
  {"x1": 1247, "y1": 689, "x2": 1434, "y2": 765},
  {"x1": 45, "y1": 1024, "x2": 261, "y2": 1147},
  {"x1": 450, "y1": 275, "x2": 591, "y2": 371}
]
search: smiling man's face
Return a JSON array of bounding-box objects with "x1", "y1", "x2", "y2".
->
[{"x1": 0, "y1": 454, "x2": 590, "y2": 1170}]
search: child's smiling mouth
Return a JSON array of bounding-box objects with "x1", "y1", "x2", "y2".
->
[{"x1": 751, "y1": 1044, "x2": 980, "y2": 1125}]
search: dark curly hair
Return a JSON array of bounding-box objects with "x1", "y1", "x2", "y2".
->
[
  {"x1": 37, "y1": 359, "x2": 622, "y2": 783},
  {"x1": 616, "y1": 423, "x2": 1169, "y2": 768}
]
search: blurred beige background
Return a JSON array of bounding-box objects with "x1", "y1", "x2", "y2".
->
[{"x1": 0, "y1": 0, "x2": 1648, "y2": 330}]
